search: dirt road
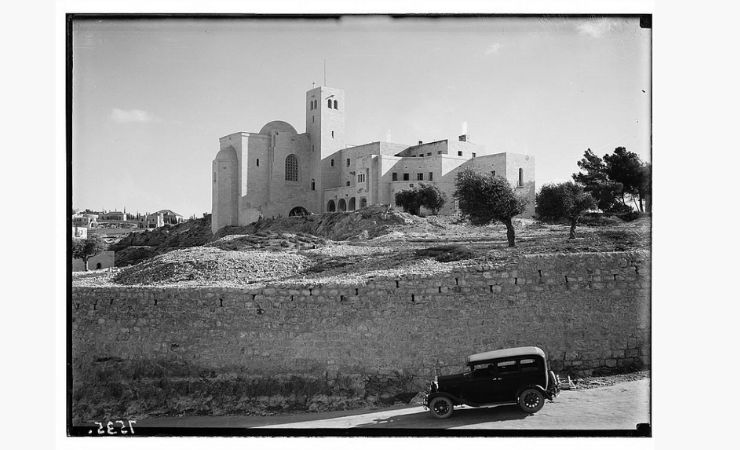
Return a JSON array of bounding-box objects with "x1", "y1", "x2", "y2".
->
[{"x1": 137, "y1": 378, "x2": 649, "y2": 431}]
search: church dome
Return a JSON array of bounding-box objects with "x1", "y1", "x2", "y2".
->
[{"x1": 259, "y1": 120, "x2": 297, "y2": 136}]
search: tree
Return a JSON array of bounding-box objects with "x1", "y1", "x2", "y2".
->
[
  {"x1": 535, "y1": 182, "x2": 597, "y2": 239},
  {"x1": 416, "y1": 183, "x2": 447, "y2": 215},
  {"x1": 394, "y1": 189, "x2": 421, "y2": 216},
  {"x1": 572, "y1": 149, "x2": 622, "y2": 212},
  {"x1": 603, "y1": 147, "x2": 648, "y2": 212},
  {"x1": 573, "y1": 147, "x2": 651, "y2": 213},
  {"x1": 453, "y1": 168, "x2": 528, "y2": 247},
  {"x1": 72, "y1": 235, "x2": 106, "y2": 271},
  {"x1": 394, "y1": 183, "x2": 447, "y2": 216}
]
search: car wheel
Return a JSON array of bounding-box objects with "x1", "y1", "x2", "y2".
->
[
  {"x1": 518, "y1": 388, "x2": 545, "y2": 414},
  {"x1": 428, "y1": 396, "x2": 454, "y2": 419}
]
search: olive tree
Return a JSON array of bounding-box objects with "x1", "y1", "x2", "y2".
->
[
  {"x1": 453, "y1": 168, "x2": 528, "y2": 247},
  {"x1": 394, "y1": 183, "x2": 446, "y2": 216},
  {"x1": 535, "y1": 182, "x2": 597, "y2": 239}
]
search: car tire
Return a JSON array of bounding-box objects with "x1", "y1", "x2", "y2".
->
[
  {"x1": 518, "y1": 388, "x2": 545, "y2": 414},
  {"x1": 428, "y1": 396, "x2": 454, "y2": 419}
]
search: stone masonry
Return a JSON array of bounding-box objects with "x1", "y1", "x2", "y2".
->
[{"x1": 72, "y1": 251, "x2": 649, "y2": 402}]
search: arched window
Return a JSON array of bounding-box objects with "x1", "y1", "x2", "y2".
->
[
  {"x1": 360, "y1": 198, "x2": 367, "y2": 208},
  {"x1": 285, "y1": 154, "x2": 298, "y2": 182},
  {"x1": 348, "y1": 197, "x2": 356, "y2": 211},
  {"x1": 333, "y1": 100, "x2": 338, "y2": 109},
  {"x1": 96, "y1": 262, "x2": 102, "y2": 270},
  {"x1": 327, "y1": 200, "x2": 336, "y2": 212},
  {"x1": 338, "y1": 198, "x2": 347, "y2": 211},
  {"x1": 311, "y1": 179, "x2": 316, "y2": 191},
  {"x1": 327, "y1": 99, "x2": 332, "y2": 108}
]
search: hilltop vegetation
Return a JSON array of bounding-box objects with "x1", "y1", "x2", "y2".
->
[{"x1": 75, "y1": 206, "x2": 649, "y2": 288}]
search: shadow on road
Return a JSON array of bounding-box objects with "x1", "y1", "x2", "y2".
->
[{"x1": 356, "y1": 404, "x2": 531, "y2": 429}]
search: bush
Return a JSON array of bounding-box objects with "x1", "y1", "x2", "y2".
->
[{"x1": 394, "y1": 183, "x2": 446, "y2": 216}]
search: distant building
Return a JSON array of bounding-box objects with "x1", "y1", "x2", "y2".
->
[
  {"x1": 98, "y1": 211, "x2": 129, "y2": 221},
  {"x1": 211, "y1": 85, "x2": 535, "y2": 233},
  {"x1": 72, "y1": 226, "x2": 87, "y2": 240},
  {"x1": 72, "y1": 250, "x2": 115, "y2": 272},
  {"x1": 140, "y1": 209, "x2": 185, "y2": 229},
  {"x1": 156, "y1": 209, "x2": 185, "y2": 225},
  {"x1": 72, "y1": 213, "x2": 98, "y2": 228}
]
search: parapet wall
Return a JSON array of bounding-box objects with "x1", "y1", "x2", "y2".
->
[{"x1": 73, "y1": 250, "x2": 649, "y2": 379}]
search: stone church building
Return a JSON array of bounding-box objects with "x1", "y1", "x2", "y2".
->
[{"x1": 211, "y1": 85, "x2": 535, "y2": 233}]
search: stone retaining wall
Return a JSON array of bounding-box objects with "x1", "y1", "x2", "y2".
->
[{"x1": 71, "y1": 250, "x2": 650, "y2": 420}]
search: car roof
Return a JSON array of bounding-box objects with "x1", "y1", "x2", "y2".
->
[{"x1": 466, "y1": 346, "x2": 545, "y2": 364}]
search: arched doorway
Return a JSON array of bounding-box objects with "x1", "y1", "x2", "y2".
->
[
  {"x1": 348, "y1": 197, "x2": 356, "y2": 211},
  {"x1": 288, "y1": 206, "x2": 309, "y2": 217},
  {"x1": 360, "y1": 197, "x2": 367, "y2": 208},
  {"x1": 338, "y1": 198, "x2": 347, "y2": 211},
  {"x1": 327, "y1": 200, "x2": 336, "y2": 212}
]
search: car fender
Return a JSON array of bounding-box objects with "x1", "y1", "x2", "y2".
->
[
  {"x1": 516, "y1": 385, "x2": 547, "y2": 400},
  {"x1": 427, "y1": 391, "x2": 464, "y2": 406}
]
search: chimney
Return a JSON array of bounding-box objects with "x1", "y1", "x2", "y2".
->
[
  {"x1": 418, "y1": 140, "x2": 423, "y2": 145},
  {"x1": 458, "y1": 134, "x2": 468, "y2": 142}
]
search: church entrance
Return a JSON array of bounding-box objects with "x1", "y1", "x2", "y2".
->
[{"x1": 288, "y1": 206, "x2": 310, "y2": 217}]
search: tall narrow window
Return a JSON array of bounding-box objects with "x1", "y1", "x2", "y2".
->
[
  {"x1": 346, "y1": 158, "x2": 350, "y2": 167},
  {"x1": 328, "y1": 99, "x2": 332, "y2": 108},
  {"x1": 256, "y1": 158, "x2": 259, "y2": 167},
  {"x1": 333, "y1": 100, "x2": 338, "y2": 109},
  {"x1": 332, "y1": 130, "x2": 335, "y2": 138},
  {"x1": 518, "y1": 168, "x2": 524, "y2": 187},
  {"x1": 429, "y1": 172, "x2": 433, "y2": 181},
  {"x1": 311, "y1": 179, "x2": 316, "y2": 190},
  {"x1": 330, "y1": 159, "x2": 334, "y2": 167},
  {"x1": 285, "y1": 154, "x2": 298, "y2": 182}
]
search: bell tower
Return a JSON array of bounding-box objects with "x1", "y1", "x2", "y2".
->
[
  {"x1": 306, "y1": 85, "x2": 345, "y2": 211},
  {"x1": 306, "y1": 85, "x2": 345, "y2": 160}
]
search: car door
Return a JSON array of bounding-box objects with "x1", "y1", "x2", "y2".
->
[
  {"x1": 461, "y1": 365, "x2": 499, "y2": 404},
  {"x1": 489, "y1": 359, "x2": 521, "y2": 403}
]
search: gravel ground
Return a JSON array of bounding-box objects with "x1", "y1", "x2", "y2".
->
[
  {"x1": 72, "y1": 212, "x2": 650, "y2": 288},
  {"x1": 111, "y1": 247, "x2": 311, "y2": 286}
]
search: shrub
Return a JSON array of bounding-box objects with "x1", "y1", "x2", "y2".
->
[{"x1": 394, "y1": 183, "x2": 446, "y2": 216}]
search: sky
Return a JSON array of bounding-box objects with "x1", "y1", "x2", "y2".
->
[{"x1": 72, "y1": 16, "x2": 651, "y2": 218}]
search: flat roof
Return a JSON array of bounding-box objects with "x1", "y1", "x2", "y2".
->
[{"x1": 466, "y1": 346, "x2": 545, "y2": 364}]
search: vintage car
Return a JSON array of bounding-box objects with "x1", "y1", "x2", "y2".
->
[{"x1": 425, "y1": 346, "x2": 559, "y2": 419}]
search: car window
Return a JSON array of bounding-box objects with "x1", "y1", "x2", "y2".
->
[
  {"x1": 496, "y1": 360, "x2": 518, "y2": 374},
  {"x1": 519, "y1": 358, "x2": 541, "y2": 373}
]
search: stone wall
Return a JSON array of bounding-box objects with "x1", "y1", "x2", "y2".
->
[{"x1": 71, "y1": 250, "x2": 649, "y2": 420}]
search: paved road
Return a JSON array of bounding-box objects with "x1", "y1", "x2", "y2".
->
[{"x1": 138, "y1": 379, "x2": 649, "y2": 430}]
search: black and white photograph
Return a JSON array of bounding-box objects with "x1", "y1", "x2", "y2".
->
[
  {"x1": 14, "y1": 0, "x2": 740, "y2": 448},
  {"x1": 65, "y1": 12, "x2": 653, "y2": 438}
]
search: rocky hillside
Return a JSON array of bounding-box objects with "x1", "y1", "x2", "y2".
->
[{"x1": 110, "y1": 215, "x2": 213, "y2": 266}]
